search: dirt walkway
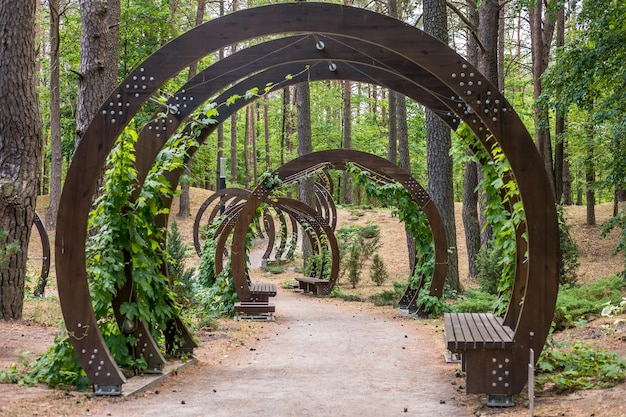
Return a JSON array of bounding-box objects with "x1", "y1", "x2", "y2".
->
[{"x1": 87, "y1": 288, "x2": 471, "y2": 417}]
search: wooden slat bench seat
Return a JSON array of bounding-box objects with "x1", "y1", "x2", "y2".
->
[
  {"x1": 295, "y1": 277, "x2": 332, "y2": 296},
  {"x1": 444, "y1": 313, "x2": 514, "y2": 351},
  {"x1": 234, "y1": 302, "x2": 275, "y2": 321},
  {"x1": 444, "y1": 312, "x2": 517, "y2": 398},
  {"x1": 249, "y1": 282, "x2": 277, "y2": 303}
]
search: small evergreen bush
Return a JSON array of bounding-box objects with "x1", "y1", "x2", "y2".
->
[
  {"x1": 370, "y1": 253, "x2": 389, "y2": 286},
  {"x1": 475, "y1": 245, "x2": 502, "y2": 295},
  {"x1": 167, "y1": 220, "x2": 195, "y2": 307},
  {"x1": 346, "y1": 244, "x2": 361, "y2": 288},
  {"x1": 558, "y1": 205, "x2": 580, "y2": 288}
]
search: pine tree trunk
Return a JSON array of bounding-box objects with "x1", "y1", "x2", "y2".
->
[
  {"x1": 76, "y1": 0, "x2": 109, "y2": 148},
  {"x1": 178, "y1": 0, "x2": 206, "y2": 217},
  {"x1": 244, "y1": 107, "x2": 250, "y2": 188},
  {"x1": 397, "y1": 96, "x2": 409, "y2": 173},
  {"x1": 45, "y1": 0, "x2": 62, "y2": 230},
  {"x1": 463, "y1": 158, "x2": 480, "y2": 279},
  {"x1": 387, "y1": 90, "x2": 397, "y2": 164},
  {"x1": 264, "y1": 98, "x2": 270, "y2": 171},
  {"x1": 423, "y1": 0, "x2": 460, "y2": 292},
  {"x1": 530, "y1": 3, "x2": 557, "y2": 194},
  {"x1": 252, "y1": 103, "x2": 258, "y2": 186},
  {"x1": 296, "y1": 83, "x2": 314, "y2": 268},
  {"x1": 585, "y1": 112, "x2": 596, "y2": 226},
  {"x1": 230, "y1": 112, "x2": 238, "y2": 184},
  {"x1": 0, "y1": 0, "x2": 43, "y2": 320},
  {"x1": 342, "y1": 80, "x2": 352, "y2": 204},
  {"x1": 462, "y1": 0, "x2": 482, "y2": 278},
  {"x1": 554, "y1": 8, "x2": 566, "y2": 204}
]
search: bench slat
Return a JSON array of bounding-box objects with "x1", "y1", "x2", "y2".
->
[{"x1": 444, "y1": 313, "x2": 514, "y2": 351}]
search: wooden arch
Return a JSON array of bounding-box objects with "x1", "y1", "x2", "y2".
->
[
  {"x1": 232, "y1": 149, "x2": 448, "y2": 301},
  {"x1": 55, "y1": 2, "x2": 558, "y2": 395}
]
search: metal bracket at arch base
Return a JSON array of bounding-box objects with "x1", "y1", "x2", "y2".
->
[
  {"x1": 94, "y1": 385, "x2": 122, "y2": 396},
  {"x1": 487, "y1": 394, "x2": 514, "y2": 407}
]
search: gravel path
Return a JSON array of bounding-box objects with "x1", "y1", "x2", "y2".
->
[{"x1": 89, "y1": 288, "x2": 472, "y2": 417}]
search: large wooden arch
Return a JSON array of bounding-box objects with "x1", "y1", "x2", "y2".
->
[{"x1": 55, "y1": 2, "x2": 558, "y2": 395}]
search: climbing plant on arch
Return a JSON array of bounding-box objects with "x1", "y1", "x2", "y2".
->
[{"x1": 55, "y1": 2, "x2": 558, "y2": 396}]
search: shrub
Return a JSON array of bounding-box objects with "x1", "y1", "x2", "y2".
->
[
  {"x1": 370, "y1": 253, "x2": 389, "y2": 286},
  {"x1": 537, "y1": 339, "x2": 626, "y2": 392},
  {"x1": 554, "y1": 276, "x2": 624, "y2": 329},
  {"x1": 558, "y1": 205, "x2": 580, "y2": 288},
  {"x1": 167, "y1": 220, "x2": 195, "y2": 307},
  {"x1": 370, "y1": 290, "x2": 399, "y2": 307},
  {"x1": 360, "y1": 222, "x2": 380, "y2": 239},
  {"x1": 475, "y1": 245, "x2": 502, "y2": 295},
  {"x1": 346, "y1": 244, "x2": 361, "y2": 288},
  {"x1": 449, "y1": 290, "x2": 498, "y2": 313},
  {"x1": 330, "y1": 285, "x2": 362, "y2": 301}
]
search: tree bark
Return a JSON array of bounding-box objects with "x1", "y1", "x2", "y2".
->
[
  {"x1": 264, "y1": 97, "x2": 270, "y2": 171},
  {"x1": 342, "y1": 80, "x2": 352, "y2": 204},
  {"x1": 387, "y1": 91, "x2": 398, "y2": 164},
  {"x1": 296, "y1": 83, "x2": 314, "y2": 268},
  {"x1": 244, "y1": 106, "x2": 250, "y2": 188},
  {"x1": 585, "y1": 112, "x2": 596, "y2": 226},
  {"x1": 462, "y1": 0, "x2": 482, "y2": 279},
  {"x1": 554, "y1": 7, "x2": 566, "y2": 204},
  {"x1": 230, "y1": 111, "x2": 238, "y2": 185},
  {"x1": 530, "y1": 2, "x2": 557, "y2": 194},
  {"x1": 75, "y1": 0, "x2": 109, "y2": 148},
  {"x1": 178, "y1": 0, "x2": 206, "y2": 217},
  {"x1": 45, "y1": 0, "x2": 62, "y2": 230},
  {"x1": 253, "y1": 103, "x2": 259, "y2": 186},
  {"x1": 397, "y1": 96, "x2": 409, "y2": 172},
  {"x1": 423, "y1": 0, "x2": 460, "y2": 292},
  {"x1": 0, "y1": 0, "x2": 43, "y2": 319}
]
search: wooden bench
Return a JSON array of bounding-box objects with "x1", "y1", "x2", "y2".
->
[
  {"x1": 234, "y1": 302, "x2": 276, "y2": 320},
  {"x1": 249, "y1": 282, "x2": 277, "y2": 303},
  {"x1": 295, "y1": 277, "x2": 332, "y2": 296},
  {"x1": 444, "y1": 312, "x2": 516, "y2": 401}
]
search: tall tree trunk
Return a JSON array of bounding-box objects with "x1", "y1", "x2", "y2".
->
[
  {"x1": 178, "y1": 0, "x2": 207, "y2": 217},
  {"x1": 281, "y1": 88, "x2": 288, "y2": 166},
  {"x1": 0, "y1": 0, "x2": 43, "y2": 319},
  {"x1": 230, "y1": 112, "x2": 238, "y2": 184},
  {"x1": 388, "y1": 91, "x2": 398, "y2": 164},
  {"x1": 554, "y1": 7, "x2": 566, "y2": 204},
  {"x1": 497, "y1": 0, "x2": 505, "y2": 91},
  {"x1": 76, "y1": 0, "x2": 109, "y2": 148},
  {"x1": 264, "y1": 97, "x2": 270, "y2": 171},
  {"x1": 563, "y1": 145, "x2": 572, "y2": 205},
  {"x1": 105, "y1": 0, "x2": 120, "y2": 93},
  {"x1": 477, "y1": 0, "x2": 499, "y2": 85},
  {"x1": 397, "y1": 96, "x2": 409, "y2": 172},
  {"x1": 45, "y1": 0, "x2": 62, "y2": 230},
  {"x1": 585, "y1": 111, "x2": 596, "y2": 226},
  {"x1": 296, "y1": 83, "x2": 314, "y2": 268},
  {"x1": 244, "y1": 106, "x2": 250, "y2": 189},
  {"x1": 229, "y1": 0, "x2": 238, "y2": 185},
  {"x1": 253, "y1": 103, "x2": 259, "y2": 186},
  {"x1": 530, "y1": 2, "x2": 557, "y2": 194},
  {"x1": 342, "y1": 80, "x2": 352, "y2": 204},
  {"x1": 396, "y1": 94, "x2": 415, "y2": 271},
  {"x1": 462, "y1": 0, "x2": 482, "y2": 279},
  {"x1": 423, "y1": 0, "x2": 460, "y2": 292}
]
